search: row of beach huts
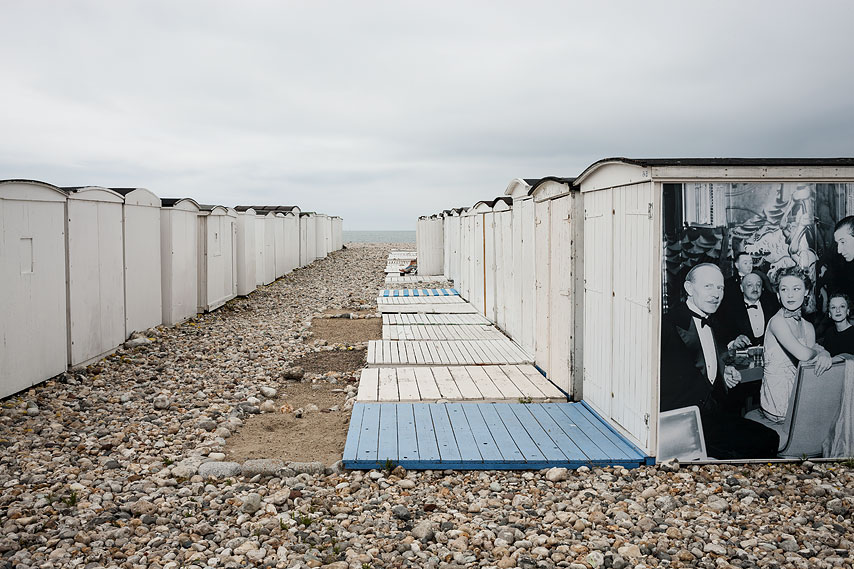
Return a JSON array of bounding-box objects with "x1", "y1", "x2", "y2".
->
[
  {"x1": 416, "y1": 157, "x2": 854, "y2": 458},
  {"x1": 0, "y1": 179, "x2": 343, "y2": 399}
]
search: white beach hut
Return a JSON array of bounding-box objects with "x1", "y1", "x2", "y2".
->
[
  {"x1": 416, "y1": 214, "x2": 445, "y2": 276},
  {"x1": 64, "y1": 186, "x2": 126, "y2": 367},
  {"x1": 274, "y1": 212, "x2": 287, "y2": 278},
  {"x1": 112, "y1": 188, "x2": 163, "y2": 336},
  {"x1": 197, "y1": 205, "x2": 237, "y2": 313},
  {"x1": 574, "y1": 157, "x2": 854, "y2": 458},
  {"x1": 331, "y1": 216, "x2": 343, "y2": 251},
  {"x1": 234, "y1": 207, "x2": 257, "y2": 296},
  {"x1": 283, "y1": 211, "x2": 301, "y2": 273},
  {"x1": 0, "y1": 180, "x2": 69, "y2": 397},
  {"x1": 506, "y1": 180, "x2": 538, "y2": 358},
  {"x1": 442, "y1": 208, "x2": 465, "y2": 284},
  {"x1": 529, "y1": 177, "x2": 578, "y2": 396},
  {"x1": 161, "y1": 198, "x2": 200, "y2": 326},
  {"x1": 314, "y1": 213, "x2": 329, "y2": 260},
  {"x1": 299, "y1": 213, "x2": 317, "y2": 267}
]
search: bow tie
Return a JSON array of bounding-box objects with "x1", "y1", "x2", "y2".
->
[
  {"x1": 783, "y1": 310, "x2": 802, "y2": 321},
  {"x1": 689, "y1": 311, "x2": 710, "y2": 328},
  {"x1": 746, "y1": 303, "x2": 759, "y2": 310}
]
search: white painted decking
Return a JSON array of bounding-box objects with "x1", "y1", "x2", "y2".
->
[
  {"x1": 367, "y1": 339, "x2": 531, "y2": 366},
  {"x1": 385, "y1": 275, "x2": 447, "y2": 284},
  {"x1": 388, "y1": 251, "x2": 417, "y2": 259},
  {"x1": 382, "y1": 313, "x2": 491, "y2": 325},
  {"x1": 357, "y1": 365, "x2": 565, "y2": 402},
  {"x1": 378, "y1": 296, "x2": 463, "y2": 305},
  {"x1": 383, "y1": 324, "x2": 506, "y2": 341},
  {"x1": 378, "y1": 303, "x2": 478, "y2": 314}
]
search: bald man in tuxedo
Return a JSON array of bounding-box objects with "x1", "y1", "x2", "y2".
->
[{"x1": 661, "y1": 263, "x2": 779, "y2": 459}]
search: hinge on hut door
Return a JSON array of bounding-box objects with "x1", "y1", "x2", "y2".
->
[
  {"x1": 647, "y1": 203, "x2": 653, "y2": 220},
  {"x1": 644, "y1": 413, "x2": 650, "y2": 426},
  {"x1": 646, "y1": 297, "x2": 652, "y2": 313}
]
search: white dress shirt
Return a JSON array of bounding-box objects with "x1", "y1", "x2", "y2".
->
[
  {"x1": 687, "y1": 299, "x2": 718, "y2": 383},
  {"x1": 744, "y1": 298, "x2": 765, "y2": 338}
]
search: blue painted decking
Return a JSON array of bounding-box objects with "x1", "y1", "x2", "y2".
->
[
  {"x1": 380, "y1": 288, "x2": 459, "y2": 297},
  {"x1": 343, "y1": 401, "x2": 652, "y2": 470}
]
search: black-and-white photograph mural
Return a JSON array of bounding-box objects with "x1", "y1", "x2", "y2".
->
[{"x1": 659, "y1": 182, "x2": 854, "y2": 460}]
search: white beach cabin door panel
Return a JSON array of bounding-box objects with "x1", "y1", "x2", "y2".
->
[
  {"x1": 611, "y1": 182, "x2": 655, "y2": 448},
  {"x1": 582, "y1": 190, "x2": 612, "y2": 416},
  {"x1": 549, "y1": 195, "x2": 573, "y2": 396}
]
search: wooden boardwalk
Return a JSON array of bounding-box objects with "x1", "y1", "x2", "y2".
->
[
  {"x1": 385, "y1": 275, "x2": 447, "y2": 285},
  {"x1": 383, "y1": 324, "x2": 505, "y2": 341},
  {"x1": 357, "y1": 365, "x2": 564, "y2": 402},
  {"x1": 343, "y1": 401, "x2": 652, "y2": 470},
  {"x1": 379, "y1": 288, "x2": 458, "y2": 297},
  {"x1": 378, "y1": 303, "x2": 477, "y2": 314},
  {"x1": 342, "y1": 266, "x2": 652, "y2": 470},
  {"x1": 367, "y1": 339, "x2": 531, "y2": 366},
  {"x1": 382, "y1": 313, "x2": 491, "y2": 325}
]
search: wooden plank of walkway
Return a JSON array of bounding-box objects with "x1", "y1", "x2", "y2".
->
[
  {"x1": 382, "y1": 313, "x2": 491, "y2": 325},
  {"x1": 385, "y1": 275, "x2": 447, "y2": 284},
  {"x1": 379, "y1": 303, "x2": 479, "y2": 314},
  {"x1": 356, "y1": 365, "x2": 562, "y2": 402},
  {"x1": 379, "y1": 288, "x2": 459, "y2": 297},
  {"x1": 378, "y1": 296, "x2": 464, "y2": 305},
  {"x1": 343, "y1": 402, "x2": 650, "y2": 470},
  {"x1": 366, "y1": 340, "x2": 532, "y2": 366}
]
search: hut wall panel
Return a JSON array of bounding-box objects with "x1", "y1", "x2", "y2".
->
[
  {"x1": 582, "y1": 189, "x2": 613, "y2": 418},
  {"x1": 458, "y1": 216, "x2": 470, "y2": 300},
  {"x1": 314, "y1": 215, "x2": 326, "y2": 260},
  {"x1": 254, "y1": 216, "x2": 266, "y2": 286},
  {"x1": 507, "y1": 201, "x2": 525, "y2": 343},
  {"x1": 197, "y1": 211, "x2": 237, "y2": 313},
  {"x1": 494, "y1": 211, "x2": 512, "y2": 331},
  {"x1": 161, "y1": 207, "x2": 199, "y2": 326},
  {"x1": 274, "y1": 214, "x2": 287, "y2": 278},
  {"x1": 299, "y1": 217, "x2": 310, "y2": 267},
  {"x1": 548, "y1": 195, "x2": 573, "y2": 396},
  {"x1": 610, "y1": 182, "x2": 655, "y2": 449},
  {"x1": 448, "y1": 217, "x2": 461, "y2": 283},
  {"x1": 483, "y1": 212, "x2": 496, "y2": 323},
  {"x1": 471, "y1": 215, "x2": 485, "y2": 316},
  {"x1": 285, "y1": 215, "x2": 300, "y2": 274},
  {"x1": 534, "y1": 200, "x2": 551, "y2": 374},
  {"x1": 67, "y1": 198, "x2": 125, "y2": 366},
  {"x1": 123, "y1": 201, "x2": 162, "y2": 334},
  {"x1": 518, "y1": 199, "x2": 537, "y2": 357},
  {"x1": 0, "y1": 187, "x2": 68, "y2": 397},
  {"x1": 236, "y1": 211, "x2": 257, "y2": 296},
  {"x1": 263, "y1": 216, "x2": 276, "y2": 283}
]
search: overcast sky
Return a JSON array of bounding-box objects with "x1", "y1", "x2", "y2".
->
[{"x1": 2, "y1": 1, "x2": 853, "y2": 230}]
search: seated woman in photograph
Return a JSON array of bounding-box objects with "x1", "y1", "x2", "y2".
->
[
  {"x1": 761, "y1": 267, "x2": 833, "y2": 423},
  {"x1": 822, "y1": 293, "x2": 854, "y2": 357}
]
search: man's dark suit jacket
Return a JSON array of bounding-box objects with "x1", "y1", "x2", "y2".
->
[
  {"x1": 660, "y1": 303, "x2": 779, "y2": 459},
  {"x1": 661, "y1": 303, "x2": 727, "y2": 413},
  {"x1": 715, "y1": 293, "x2": 779, "y2": 346}
]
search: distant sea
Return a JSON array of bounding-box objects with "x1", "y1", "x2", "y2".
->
[{"x1": 343, "y1": 230, "x2": 415, "y2": 243}]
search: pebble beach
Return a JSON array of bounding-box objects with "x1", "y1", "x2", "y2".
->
[{"x1": 1, "y1": 243, "x2": 852, "y2": 569}]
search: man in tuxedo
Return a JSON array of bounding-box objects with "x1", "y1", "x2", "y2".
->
[
  {"x1": 719, "y1": 272, "x2": 779, "y2": 349},
  {"x1": 661, "y1": 263, "x2": 779, "y2": 459}
]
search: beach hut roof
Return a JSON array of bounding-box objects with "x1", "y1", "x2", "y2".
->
[
  {"x1": 110, "y1": 187, "x2": 160, "y2": 207},
  {"x1": 235, "y1": 205, "x2": 301, "y2": 214},
  {"x1": 63, "y1": 186, "x2": 124, "y2": 203},
  {"x1": 574, "y1": 157, "x2": 854, "y2": 186},
  {"x1": 0, "y1": 179, "x2": 68, "y2": 201},
  {"x1": 161, "y1": 197, "x2": 201, "y2": 209},
  {"x1": 527, "y1": 176, "x2": 576, "y2": 195}
]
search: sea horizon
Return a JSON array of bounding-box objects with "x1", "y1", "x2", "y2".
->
[{"x1": 343, "y1": 230, "x2": 415, "y2": 243}]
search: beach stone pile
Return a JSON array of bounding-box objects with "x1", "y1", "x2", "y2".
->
[{"x1": 0, "y1": 242, "x2": 852, "y2": 569}]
